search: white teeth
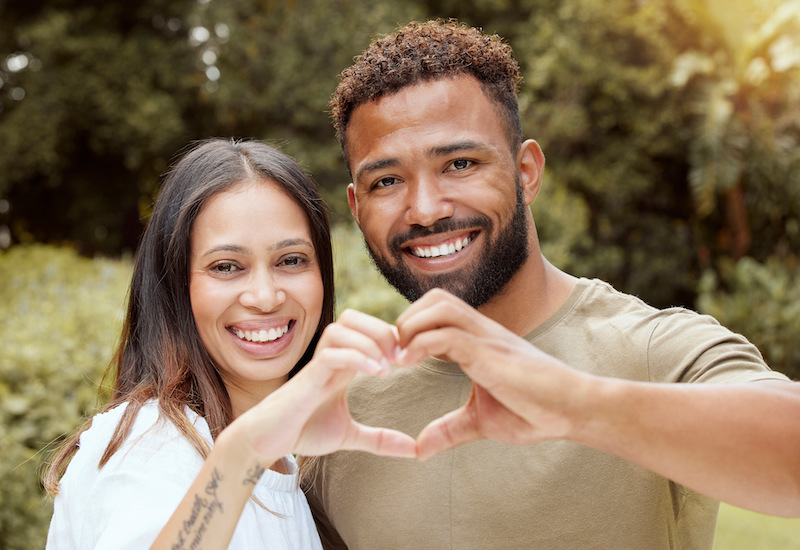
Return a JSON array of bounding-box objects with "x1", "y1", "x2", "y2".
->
[
  {"x1": 412, "y1": 236, "x2": 471, "y2": 258},
  {"x1": 234, "y1": 325, "x2": 289, "y2": 343}
]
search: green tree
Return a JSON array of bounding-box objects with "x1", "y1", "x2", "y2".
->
[
  {"x1": 0, "y1": 0, "x2": 205, "y2": 254},
  {"x1": 669, "y1": 0, "x2": 800, "y2": 264}
]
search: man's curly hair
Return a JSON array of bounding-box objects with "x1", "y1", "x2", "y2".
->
[{"x1": 331, "y1": 20, "x2": 523, "y2": 162}]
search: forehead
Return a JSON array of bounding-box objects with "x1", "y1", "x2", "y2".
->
[
  {"x1": 345, "y1": 76, "x2": 511, "y2": 175},
  {"x1": 191, "y1": 180, "x2": 311, "y2": 245}
]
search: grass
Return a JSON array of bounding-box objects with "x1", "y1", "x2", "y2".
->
[{"x1": 714, "y1": 503, "x2": 800, "y2": 549}]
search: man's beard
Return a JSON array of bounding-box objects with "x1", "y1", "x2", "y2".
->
[{"x1": 366, "y1": 183, "x2": 529, "y2": 308}]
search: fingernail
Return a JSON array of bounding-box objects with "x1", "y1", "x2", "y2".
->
[
  {"x1": 366, "y1": 358, "x2": 383, "y2": 374},
  {"x1": 395, "y1": 347, "x2": 408, "y2": 364}
]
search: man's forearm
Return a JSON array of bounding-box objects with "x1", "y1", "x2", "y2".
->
[{"x1": 569, "y1": 378, "x2": 800, "y2": 516}]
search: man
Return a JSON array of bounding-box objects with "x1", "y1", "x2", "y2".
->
[{"x1": 305, "y1": 20, "x2": 800, "y2": 549}]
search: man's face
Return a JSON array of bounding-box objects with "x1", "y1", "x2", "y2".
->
[{"x1": 345, "y1": 76, "x2": 535, "y2": 308}]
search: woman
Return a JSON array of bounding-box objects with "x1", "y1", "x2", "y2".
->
[{"x1": 43, "y1": 139, "x2": 416, "y2": 549}]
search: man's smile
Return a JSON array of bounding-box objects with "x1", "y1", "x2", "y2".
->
[{"x1": 407, "y1": 232, "x2": 475, "y2": 259}]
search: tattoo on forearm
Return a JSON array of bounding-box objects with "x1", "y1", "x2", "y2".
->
[
  {"x1": 242, "y1": 464, "x2": 265, "y2": 486},
  {"x1": 171, "y1": 468, "x2": 225, "y2": 550}
]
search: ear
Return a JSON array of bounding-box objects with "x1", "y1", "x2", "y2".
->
[
  {"x1": 517, "y1": 139, "x2": 545, "y2": 206},
  {"x1": 347, "y1": 183, "x2": 360, "y2": 225}
]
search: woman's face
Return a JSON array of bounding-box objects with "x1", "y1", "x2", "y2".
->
[{"x1": 188, "y1": 179, "x2": 324, "y2": 414}]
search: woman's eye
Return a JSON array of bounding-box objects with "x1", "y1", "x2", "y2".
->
[
  {"x1": 281, "y1": 255, "x2": 309, "y2": 267},
  {"x1": 210, "y1": 262, "x2": 238, "y2": 274}
]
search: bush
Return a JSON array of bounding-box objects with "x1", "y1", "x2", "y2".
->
[
  {"x1": 0, "y1": 245, "x2": 131, "y2": 549},
  {"x1": 697, "y1": 255, "x2": 800, "y2": 380}
]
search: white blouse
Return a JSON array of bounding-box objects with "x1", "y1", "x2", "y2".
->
[{"x1": 46, "y1": 400, "x2": 322, "y2": 549}]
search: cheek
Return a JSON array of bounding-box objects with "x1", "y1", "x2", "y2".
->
[
  {"x1": 308, "y1": 277, "x2": 325, "y2": 327},
  {"x1": 296, "y1": 272, "x2": 325, "y2": 336},
  {"x1": 357, "y1": 202, "x2": 396, "y2": 244},
  {"x1": 189, "y1": 278, "x2": 222, "y2": 342}
]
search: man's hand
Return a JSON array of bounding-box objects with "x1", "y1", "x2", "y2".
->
[
  {"x1": 394, "y1": 288, "x2": 592, "y2": 460},
  {"x1": 395, "y1": 288, "x2": 800, "y2": 517}
]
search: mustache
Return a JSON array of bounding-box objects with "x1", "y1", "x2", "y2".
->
[{"x1": 390, "y1": 216, "x2": 492, "y2": 251}]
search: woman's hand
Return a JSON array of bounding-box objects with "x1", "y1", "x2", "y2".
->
[
  {"x1": 151, "y1": 309, "x2": 415, "y2": 549},
  {"x1": 235, "y1": 308, "x2": 417, "y2": 462}
]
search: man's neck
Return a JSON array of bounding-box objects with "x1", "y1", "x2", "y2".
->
[{"x1": 478, "y1": 254, "x2": 577, "y2": 337}]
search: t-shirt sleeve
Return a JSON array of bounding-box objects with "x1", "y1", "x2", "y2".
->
[
  {"x1": 646, "y1": 309, "x2": 790, "y2": 384},
  {"x1": 65, "y1": 407, "x2": 206, "y2": 549}
]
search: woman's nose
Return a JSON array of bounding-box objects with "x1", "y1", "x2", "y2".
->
[{"x1": 239, "y1": 270, "x2": 286, "y2": 312}]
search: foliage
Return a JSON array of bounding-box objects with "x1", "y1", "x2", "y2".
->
[
  {"x1": 332, "y1": 222, "x2": 409, "y2": 322},
  {"x1": 0, "y1": 245, "x2": 131, "y2": 549},
  {"x1": 670, "y1": 0, "x2": 800, "y2": 265},
  {"x1": 715, "y1": 503, "x2": 800, "y2": 548},
  {"x1": 0, "y1": 0, "x2": 203, "y2": 254},
  {"x1": 698, "y1": 255, "x2": 800, "y2": 380},
  {"x1": 192, "y1": 0, "x2": 425, "y2": 218}
]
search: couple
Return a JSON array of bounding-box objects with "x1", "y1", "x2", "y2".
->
[{"x1": 45, "y1": 20, "x2": 800, "y2": 550}]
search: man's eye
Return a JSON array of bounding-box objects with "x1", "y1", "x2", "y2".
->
[
  {"x1": 450, "y1": 159, "x2": 473, "y2": 170},
  {"x1": 374, "y1": 176, "x2": 399, "y2": 188}
]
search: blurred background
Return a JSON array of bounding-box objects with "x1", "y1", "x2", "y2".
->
[{"x1": 1, "y1": 0, "x2": 799, "y2": 547}]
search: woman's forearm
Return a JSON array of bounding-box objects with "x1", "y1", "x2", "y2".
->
[{"x1": 149, "y1": 425, "x2": 276, "y2": 550}]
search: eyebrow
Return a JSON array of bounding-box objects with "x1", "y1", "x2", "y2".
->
[
  {"x1": 429, "y1": 140, "x2": 487, "y2": 157},
  {"x1": 201, "y1": 238, "x2": 313, "y2": 257},
  {"x1": 354, "y1": 157, "x2": 400, "y2": 184},
  {"x1": 354, "y1": 140, "x2": 489, "y2": 183}
]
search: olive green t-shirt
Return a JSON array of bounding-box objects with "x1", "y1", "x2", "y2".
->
[{"x1": 306, "y1": 278, "x2": 788, "y2": 549}]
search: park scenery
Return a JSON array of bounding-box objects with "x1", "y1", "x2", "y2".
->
[{"x1": 1, "y1": 0, "x2": 799, "y2": 547}]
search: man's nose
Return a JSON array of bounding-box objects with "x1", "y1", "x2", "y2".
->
[{"x1": 403, "y1": 176, "x2": 455, "y2": 228}]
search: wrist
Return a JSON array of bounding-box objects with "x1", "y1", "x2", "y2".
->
[
  {"x1": 564, "y1": 374, "x2": 640, "y2": 453},
  {"x1": 214, "y1": 419, "x2": 276, "y2": 474}
]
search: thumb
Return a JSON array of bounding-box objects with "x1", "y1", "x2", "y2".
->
[
  {"x1": 415, "y1": 407, "x2": 484, "y2": 461},
  {"x1": 343, "y1": 422, "x2": 418, "y2": 458}
]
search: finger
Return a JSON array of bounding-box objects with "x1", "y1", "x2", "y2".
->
[
  {"x1": 396, "y1": 291, "x2": 492, "y2": 350},
  {"x1": 310, "y1": 346, "x2": 390, "y2": 378},
  {"x1": 336, "y1": 309, "x2": 401, "y2": 360},
  {"x1": 316, "y1": 322, "x2": 393, "y2": 369},
  {"x1": 414, "y1": 406, "x2": 484, "y2": 461},
  {"x1": 395, "y1": 287, "x2": 460, "y2": 326},
  {"x1": 341, "y1": 423, "x2": 418, "y2": 458},
  {"x1": 396, "y1": 326, "x2": 486, "y2": 374}
]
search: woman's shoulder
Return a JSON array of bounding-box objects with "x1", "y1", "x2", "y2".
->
[{"x1": 77, "y1": 400, "x2": 211, "y2": 466}]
